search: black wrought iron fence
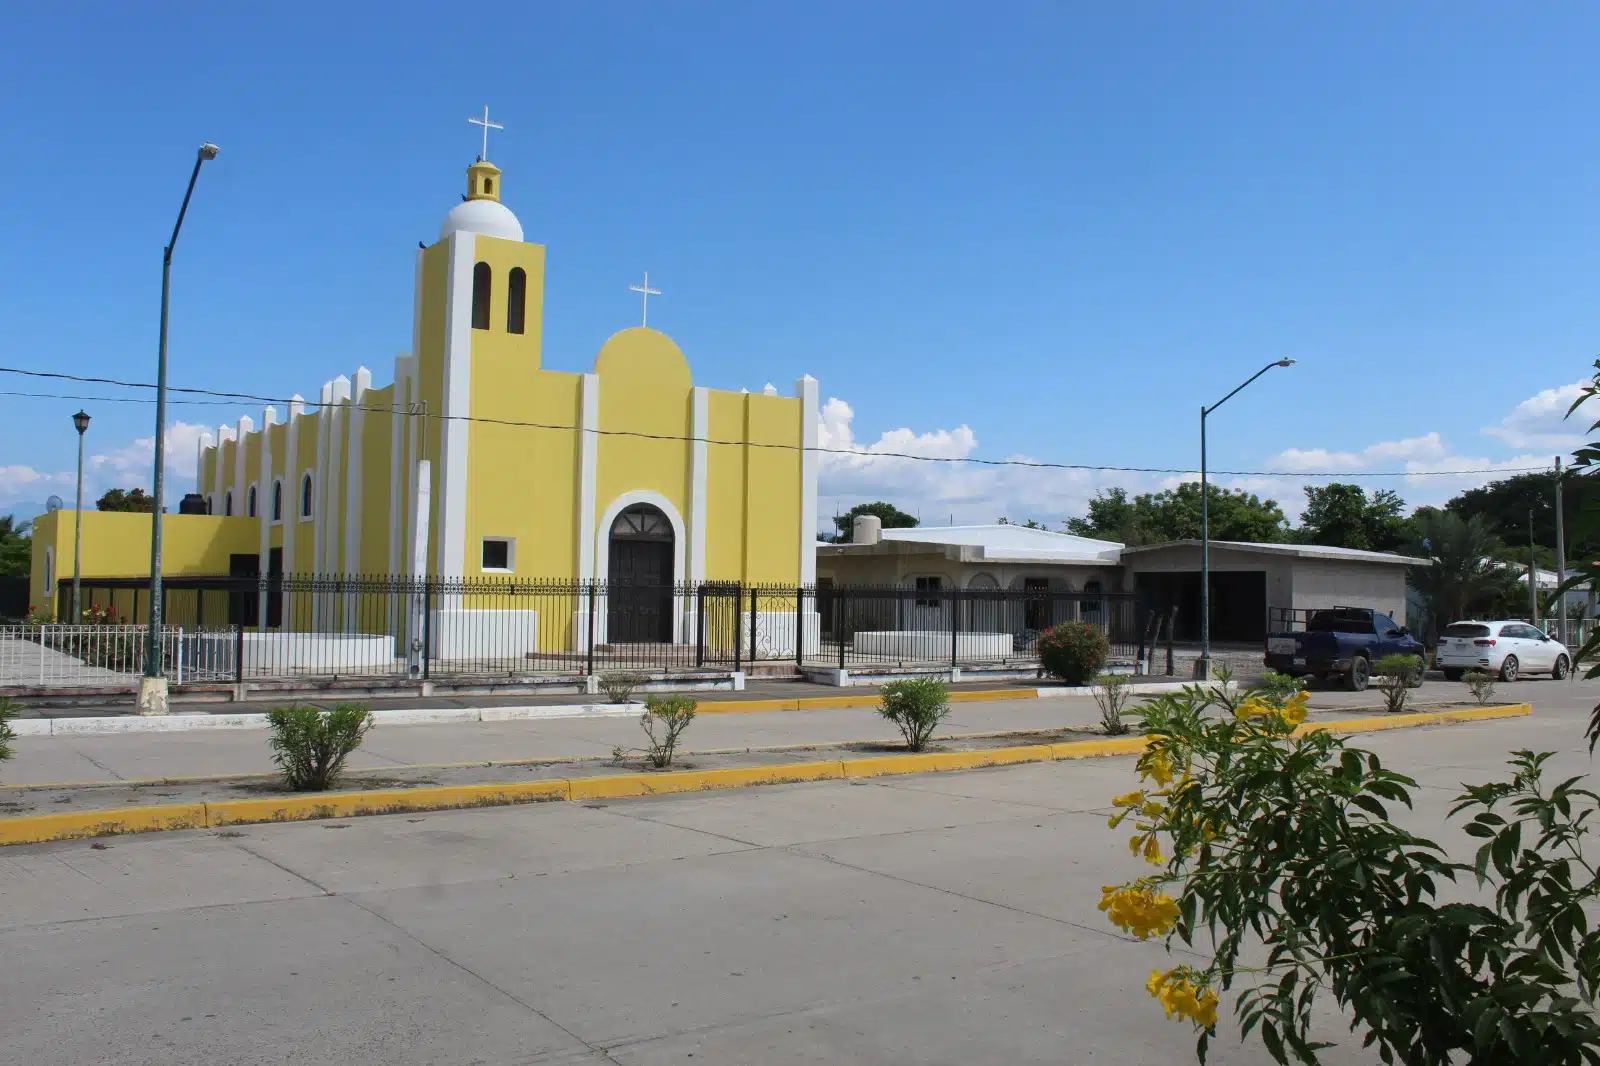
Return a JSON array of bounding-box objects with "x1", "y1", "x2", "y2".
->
[{"x1": 51, "y1": 575, "x2": 1166, "y2": 684}]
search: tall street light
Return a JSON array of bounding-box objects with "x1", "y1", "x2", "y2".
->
[
  {"x1": 71, "y1": 410, "x2": 90, "y2": 624},
  {"x1": 140, "y1": 142, "x2": 219, "y2": 714},
  {"x1": 1197, "y1": 358, "x2": 1295, "y2": 679}
]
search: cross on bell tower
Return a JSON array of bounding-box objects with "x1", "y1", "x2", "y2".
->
[{"x1": 468, "y1": 106, "x2": 503, "y2": 162}]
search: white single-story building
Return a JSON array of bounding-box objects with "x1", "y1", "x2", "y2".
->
[{"x1": 817, "y1": 517, "x2": 1428, "y2": 644}]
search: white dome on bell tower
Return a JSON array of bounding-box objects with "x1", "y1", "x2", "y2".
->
[{"x1": 439, "y1": 158, "x2": 523, "y2": 242}]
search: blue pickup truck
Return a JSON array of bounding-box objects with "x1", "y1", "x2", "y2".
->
[{"x1": 1263, "y1": 606, "x2": 1427, "y2": 692}]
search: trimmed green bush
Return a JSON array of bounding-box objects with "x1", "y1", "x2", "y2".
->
[
  {"x1": 1091, "y1": 673, "x2": 1133, "y2": 735},
  {"x1": 1372, "y1": 654, "x2": 1424, "y2": 714},
  {"x1": 641, "y1": 695, "x2": 697, "y2": 768},
  {"x1": 599, "y1": 670, "x2": 648, "y2": 704},
  {"x1": 1038, "y1": 620, "x2": 1110, "y2": 685},
  {"x1": 266, "y1": 702, "x2": 374, "y2": 791},
  {"x1": 1463, "y1": 668, "x2": 1497, "y2": 705},
  {"x1": 877, "y1": 677, "x2": 951, "y2": 751}
]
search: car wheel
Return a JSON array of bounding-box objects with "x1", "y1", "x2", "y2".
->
[
  {"x1": 1553, "y1": 654, "x2": 1571, "y2": 681},
  {"x1": 1442, "y1": 668, "x2": 1464, "y2": 682},
  {"x1": 1345, "y1": 655, "x2": 1370, "y2": 692},
  {"x1": 1500, "y1": 655, "x2": 1520, "y2": 683}
]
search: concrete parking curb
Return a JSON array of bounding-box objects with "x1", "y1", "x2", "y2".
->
[
  {"x1": 10, "y1": 680, "x2": 1233, "y2": 737},
  {"x1": 0, "y1": 703, "x2": 1531, "y2": 846}
]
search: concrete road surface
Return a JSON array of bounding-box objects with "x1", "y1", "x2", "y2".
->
[{"x1": 1, "y1": 682, "x2": 1594, "y2": 1065}]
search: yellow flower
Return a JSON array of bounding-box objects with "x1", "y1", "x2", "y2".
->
[
  {"x1": 1098, "y1": 884, "x2": 1181, "y2": 940},
  {"x1": 1281, "y1": 690, "x2": 1310, "y2": 726},
  {"x1": 1112, "y1": 790, "x2": 1146, "y2": 808},
  {"x1": 1142, "y1": 834, "x2": 1164, "y2": 865},
  {"x1": 1232, "y1": 696, "x2": 1271, "y2": 721},
  {"x1": 1140, "y1": 751, "x2": 1176, "y2": 787},
  {"x1": 1147, "y1": 968, "x2": 1220, "y2": 1029}
]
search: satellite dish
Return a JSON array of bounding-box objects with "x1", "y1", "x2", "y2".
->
[{"x1": 45, "y1": 496, "x2": 64, "y2": 513}]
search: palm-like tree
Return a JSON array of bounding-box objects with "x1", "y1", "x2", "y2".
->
[{"x1": 1406, "y1": 511, "x2": 1517, "y2": 641}]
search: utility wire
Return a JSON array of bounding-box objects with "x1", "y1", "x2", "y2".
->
[{"x1": 0, "y1": 365, "x2": 1555, "y2": 479}]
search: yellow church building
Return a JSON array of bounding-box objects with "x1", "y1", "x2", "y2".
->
[{"x1": 31, "y1": 151, "x2": 819, "y2": 656}]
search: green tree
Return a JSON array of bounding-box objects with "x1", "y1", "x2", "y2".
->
[
  {"x1": 96, "y1": 487, "x2": 155, "y2": 513},
  {"x1": 1067, "y1": 488, "x2": 1146, "y2": 544},
  {"x1": 1445, "y1": 470, "x2": 1597, "y2": 560},
  {"x1": 1405, "y1": 510, "x2": 1519, "y2": 638},
  {"x1": 1295, "y1": 483, "x2": 1413, "y2": 551},
  {"x1": 831, "y1": 501, "x2": 917, "y2": 542},
  {"x1": 0, "y1": 515, "x2": 30, "y2": 578},
  {"x1": 1069, "y1": 483, "x2": 1288, "y2": 544}
]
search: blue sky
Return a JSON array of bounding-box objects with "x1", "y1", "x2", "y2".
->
[{"x1": 1, "y1": 3, "x2": 1596, "y2": 527}]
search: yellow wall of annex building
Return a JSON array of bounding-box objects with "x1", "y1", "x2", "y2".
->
[{"x1": 29, "y1": 511, "x2": 261, "y2": 612}]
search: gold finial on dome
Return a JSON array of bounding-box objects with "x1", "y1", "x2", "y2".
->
[{"x1": 467, "y1": 159, "x2": 502, "y2": 202}]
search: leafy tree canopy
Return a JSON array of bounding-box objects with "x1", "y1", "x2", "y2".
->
[
  {"x1": 0, "y1": 515, "x2": 30, "y2": 578},
  {"x1": 1066, "y1": 483, "x2": 1288, "y2": 545},
  {"x1": 831, "y1": 500, "x2": 917, "y2": 542},
  {"x1": 1445, "y1": 470, "x2": 1599, "y2": 559},
  {"x1": 96, "y1": 487, "x2": 155, "y2": 513},
  {"x1": 1294, "y1": 482, "x2": 1413, "y2": 551}
]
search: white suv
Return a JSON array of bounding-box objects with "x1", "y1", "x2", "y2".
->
[{"x1": 1435, "y1": 620, "x2": 1571, "y2": 682}]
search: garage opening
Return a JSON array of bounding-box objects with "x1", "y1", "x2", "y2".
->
[{"x1": 1135, "y1": 570, "x2": 1266, "y2": 644}]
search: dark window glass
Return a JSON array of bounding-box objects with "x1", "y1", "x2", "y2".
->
[
  {"x1": 506, "y1": 267, "x2": 526, "y2": 334},
  {"x1": 472, "y1": 261, "x2": 491, "y2": 330},
  {"x1": 482, "y1": 539, "x2": 510, "y2": 570}
]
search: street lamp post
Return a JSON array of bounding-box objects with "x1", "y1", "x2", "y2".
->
[
  {"x1": 139, "y1": 142, "x2": 219, "y2": 716},
  {"x1": 1196, "y1": 358, "x2": 1295, "y2": 679},
  {"x1": 71, "y1": 410, "x2": 90, "y2": 624}
]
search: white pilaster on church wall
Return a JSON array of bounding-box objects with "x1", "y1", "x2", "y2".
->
[
  {"x1": 213, "y1": 426, "x2": 235, "y2": 514},
  {"x1": 311, "y1": 382, "x2": 333, "y2": 626},
  {"x1": 232, "y1": 416, "x2": 253, "y2": 522},
  {"x1": 797, "y1": 375, "x2": 819, "y2": 586},
  {"x1": 282, "y1": 395, "x2": 303, "y2": 621},
  {"x1": 403, "y1": 364, "x2": 421, "y2": 577},
  {"x1": 257, "y1": 406, "x2": 277, "y2": 628},
  {"x1": 577, "y1": 372, "x2": 600, "y2": 582},
  {"x1": 196, "y1": 432, "x2": 212, "y2": 510},
  {"x1": 326, "y1": 375, "x2": 350, "y2": 574},
  {"x1": 437, "y1": 231, "x2": 474, "y2": 577},
  {"x1": 343, "y1": 368, "x2": 370, "y2": 627},
  {"x1": 689, "y1": 386, "x2": 708, "y2": 585}
]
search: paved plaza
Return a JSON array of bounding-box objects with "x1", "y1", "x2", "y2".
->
[{"x1": 0, "y1": 679, "x2": 1594, "y2": 1065}]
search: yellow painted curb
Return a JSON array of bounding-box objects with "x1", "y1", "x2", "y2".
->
[
  {"x1": 694, "y1": 687, "x2": 1039, "y2": 714},
  {"x1": 0, "y1": 703, "x2": 1532, "y2": 846},
  {"x1": 0, "y1": 803, "x2": 208, "y2": 846}
]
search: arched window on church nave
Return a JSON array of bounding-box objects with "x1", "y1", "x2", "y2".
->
[
  {"x1": 506, "y1": 267, "x2": 527, "y2": 334},
  {"x1": 223, "y1": 490, "x2": 233, "y2": 517},
  {"x1": 300, "y1": 473, "x2": 314, "y2": 519},
  {"x1": 247, "y1": 484, "x2": 258, "y2": 519},
  {"x1": 271, "y1": 478, "x2": 283, "y2": 522},
  {"x1": 472, "y1": 262, "x2": 492, "y2": 330}
]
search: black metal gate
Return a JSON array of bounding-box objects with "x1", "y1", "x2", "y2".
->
[{"x1": 695, "y1": 583, "x2": 744, "y2": 668}]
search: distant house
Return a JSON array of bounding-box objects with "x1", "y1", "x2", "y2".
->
[{"x1": 818, "y1": 518, "x2": 1427, "y2": 645}]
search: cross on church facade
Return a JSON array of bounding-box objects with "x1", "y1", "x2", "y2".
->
[
  {"x1": 468, "y1": 106, "x2": 503, "y2": 161},
  {"x1": 628, "y1": 272, "x2": 662, "y2": 327}
]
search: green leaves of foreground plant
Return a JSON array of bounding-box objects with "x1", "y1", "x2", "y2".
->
[
  {"x1": 0, "y1": 695, "x2": 17, "y2": 770},
  {"x1": 1104, "y1": 684, "x2": 1600, "y2": 1065},
  {"x1": 266, "y1": 702, "x2": 373, "y2": 791}
]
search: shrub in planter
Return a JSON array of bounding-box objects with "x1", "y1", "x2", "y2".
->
[
  {"x1": 877, "y1": 677, "x2": 951, "y2": 751},
  {"x1": 1463, "y1": 668, "x2": 1497, "y2": 706},
  {"x1": 1091, "y1": 673, "x2": 1133, "y2": 735},
  {"x1": 1372, "y1": 653, "x2": 1424, "y2": 714},
  {"x1": 1038, "y1": 620, "x2": 1110, "y2": 685},
  {"x1": 599, "y1": 670, "x2": 648, "y2": 705},
  {"x1": 266, "y1": 702, "x2": 374, "y2": 791},
  {"x1": 640, "y1": 695, "x2": 697, "y2": 768}
]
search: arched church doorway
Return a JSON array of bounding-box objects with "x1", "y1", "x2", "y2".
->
[{"x1": 607, "y1": 504, "x2": 674, "y2": 643}]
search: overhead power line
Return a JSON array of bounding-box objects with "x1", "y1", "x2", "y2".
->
[{"x1": 0, "y1": 365, "x2": 1556, "y2": 479}]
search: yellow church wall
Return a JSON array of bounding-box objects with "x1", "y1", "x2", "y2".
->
[
  {"x1": 416, "y1": 241, "x2": 450, "y2": 572},
  {"x1": 743, "y1": 392, "x2": 803, "y2": 584},
  {"x1": 293, "y1": 413, "x2": 319, "y2": 571},
  {"x1": 217, "y1": 436, "x2": 237, "y2": 514},
  {"x1": 594, "y1": 329, "x2": 693, "y2": 574},
  {"x1": 242, "y1": 425, "x2": 262, "y2": 520},
  {"x1": 705, "y1": 391, "x2": 749, "y2": 581},
  {"x1": 466, "y1": 368, "x2": 581, "y2": 578},
  {"x1": 359, "y1": 383, "x2": 395, "y2": 573},
  {"x1": 470, "y1": 235, "x2": 545, "y2": 368}
]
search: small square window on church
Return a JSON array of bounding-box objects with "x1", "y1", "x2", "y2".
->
[{"x1": 481, "y1": 537, "x2": 514, "y2": 573}]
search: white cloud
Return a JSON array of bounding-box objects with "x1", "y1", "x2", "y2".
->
[
  {"x1": 1481, "y1": 381, "x2": 1588, "y2": 451},
  {"x1": 1269, "y1": 433, "x2": 1447, "y2": 474},
  {"x1": 0, "y1": 421, "x2": 209, "y2": 512}
]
